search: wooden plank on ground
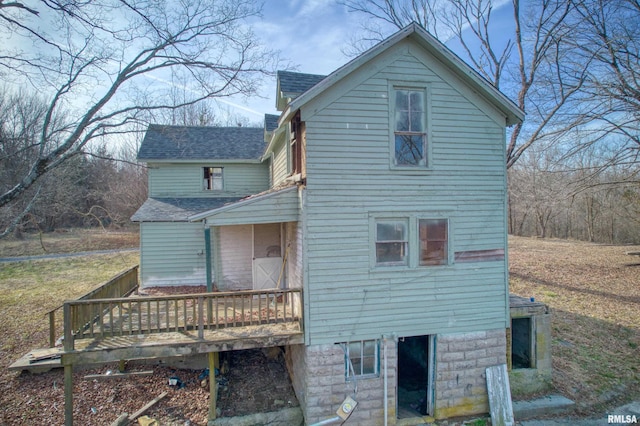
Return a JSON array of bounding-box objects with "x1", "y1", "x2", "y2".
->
[
  {"x1": 84, "y1": 370, "x2": 154, "y2": 380},
  {"x1": 486, "y1": 364, "x2": 514, "y2": 426},
  {"x1": 128, "y1": 392, "x2": 168, "y2": 421},
  {"x1": 110, "y1": 413, "x2": 129, "y2": 426}
]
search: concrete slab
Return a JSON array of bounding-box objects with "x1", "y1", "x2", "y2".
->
[{"x1": 513, "y1": 395, "x2": 575, "y2": 420}]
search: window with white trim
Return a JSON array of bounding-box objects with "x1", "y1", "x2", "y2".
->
[
  {"x1": 203, "y1": 167, "x2": 223, "y2": 191},
  {"x1": 344, "y1": 340, "x2": 379, "y2": 380},
  {"x1": 393, "y1": 88, "x2": 426, "y2": 167},
  {"x1": 375, "y1": 220, "x2": 408, "y2": 266}
]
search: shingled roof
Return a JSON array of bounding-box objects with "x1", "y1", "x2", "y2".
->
[
  {"x1": 276, "y1": 71, "x2": 327, "y2": 110},
  {"x1": 131, "y1": 197, "x2": 241, "y2": 222},
  {"x1": 137, "y1": 125, "x2": 265, "y2": 161},
  {"x1": 264, "y1": 114, "x2": 279, "y2": 132}
]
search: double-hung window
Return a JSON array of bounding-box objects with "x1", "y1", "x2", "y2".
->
[
  {"x1": 375, "y1": 220, "x2": 408, "y2": 266},
  {"x1": 373, "y1": 216, "x2": 449, "y2": 268},
  {"x1": 203, "y1": 167, "x2": 223, "y2": 191},
  {"x1": 393, "y1": 88, "x2": 427, "y2": 167}
]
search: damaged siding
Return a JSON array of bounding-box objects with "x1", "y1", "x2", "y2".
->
[{"x1": 303, "y1": 41, "x2": 509, "y2": 345}]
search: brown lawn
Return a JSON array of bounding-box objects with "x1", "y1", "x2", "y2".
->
[{"x1": 509, "y1": 236, "x2": 640, "y2": 413}]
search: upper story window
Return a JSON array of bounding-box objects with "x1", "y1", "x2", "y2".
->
[
  {"x1": 375, "y1": 220, "x2": 408, "y2": 266},
  {"x1": 203, "y1": 167, "x2": 223, "y2": 191},
  {"x1": 393, "y1": 87, "x2": 427, "y2": 167}
]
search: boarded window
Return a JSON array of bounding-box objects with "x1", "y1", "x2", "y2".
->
[
  {"x1": 394, "y1": 89, "x2": 426, "y2": 166},
  {"x1": 203, "y1": 167, "x2": 223, "y2": 191},
  {"x1": 419, "y1": 219, "x2": 448, "y2": 265},
  {"x1": 376, "y1": 220, "x2": 408, "y2": 265},
  {"x1": 344, "y1": 340, "x2": 379, "y2": 380}
]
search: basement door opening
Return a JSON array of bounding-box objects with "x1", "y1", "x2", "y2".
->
[{"x1": 397, "y1": 335, "x2": 435, "y2": 419}]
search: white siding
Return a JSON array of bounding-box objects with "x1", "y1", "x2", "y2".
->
[{"x1": 218, "y1": 225, "x2": 253, "y2": 290}]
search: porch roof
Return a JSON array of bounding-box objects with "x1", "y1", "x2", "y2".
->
[
  {"x1": 131, "y1": 197, "x2": 241, "y2": 222},
  {"x1": 189, "y1": 185, "x2": 300, "y2": 226}
]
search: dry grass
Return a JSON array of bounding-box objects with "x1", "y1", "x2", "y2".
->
[
  {"x1": 509, "y1": 236, "x2": 640, "y2": 412},
  {"x1": 0, "y1": 227, "x2": 139, "y2": 258}
]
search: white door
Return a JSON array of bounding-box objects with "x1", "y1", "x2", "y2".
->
[{"x1": 253, "y1": 257, "x2": 282, "y2": 290}]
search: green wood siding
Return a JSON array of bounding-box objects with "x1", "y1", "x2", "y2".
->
[
  {"x1": 148, "y1": 162, "x2": 269, "y2": 198},
  {"x1": 139, "y1": 222, "x2": 210, "y2": 287},
  {"x1": 301, "y1": 40, "x2": 509, "y2": 345},
  {"x1": 271, "y1": 134, "x2": 289, "y2": 185},
  {"x1": 218, "y1": 225, "x2": 253, "y2": 290},
  {"x1": 202, "y1": 187, "x2": 300, "y2": 226}
]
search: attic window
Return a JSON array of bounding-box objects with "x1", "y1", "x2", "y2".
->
[
  {"x1": 393, "y1": 87, "x2": 427, "y2": 167},
  {"x1": 203, "y1": 167, "x2": 223, "y2": 191}
]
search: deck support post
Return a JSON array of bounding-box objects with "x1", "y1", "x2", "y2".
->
[
  {"x1": 64, "y1": 361, "x2": 73, "y2": 426},
  {"x1": 208, "y1": 352, "x2": 218, "y2": 421}
]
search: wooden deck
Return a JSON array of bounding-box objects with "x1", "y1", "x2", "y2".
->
[{"x1": 11, "y1": 288, "x2": 304, "y2": 372}]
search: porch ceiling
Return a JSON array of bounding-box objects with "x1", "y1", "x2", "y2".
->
[{"x1": 190, "y1": 185, "x2": 300, "y2": 226}]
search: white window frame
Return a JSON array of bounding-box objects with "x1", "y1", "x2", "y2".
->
[
  {"x1": 203, "y1": 166, "x2": 223, "y2": 191},
  {"x1": 343, "y1": 340, "x2": 380, "y2": 381},
  {"x1": 389, "y1": 83, "x2": 431, "y2": 170}
]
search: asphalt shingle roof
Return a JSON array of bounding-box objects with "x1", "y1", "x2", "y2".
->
[
  {"x1": 264, "y1": 114, "x2": 279, "y2": 132},
  {"x1": 137, "y1": 125, "x2": 265, "y2": 161},
  {"x1": 131, "y1": 197, "x2": 241, "y2": 222},
  {"x1": 277, "y1": 71, "x2": 326, "y2": 96}
]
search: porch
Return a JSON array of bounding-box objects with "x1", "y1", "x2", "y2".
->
[{"x1": 62, "y1": 287, "x2": 303, "y2": 364}]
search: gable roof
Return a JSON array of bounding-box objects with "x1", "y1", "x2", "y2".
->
[
  {"x1": 137, "y1": 124, "x2": 265, "y2": 161},
  {"x1": 276, "y1": 71, "x2": 326, "y2": 111},
  {"x1": 282, "y1": 23, "x2": 524, "y2": 126}
]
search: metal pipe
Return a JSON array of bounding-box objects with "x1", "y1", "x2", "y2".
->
[
  {"x1": 309, "y1": 415, "x2": 342, "y2": 426},
  {"x1": 383, "y1": 335, "x2": 388, "y2": 426}
]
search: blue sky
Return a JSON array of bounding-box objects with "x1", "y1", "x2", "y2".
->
[{"x1": 227, "y1": 0, "x2": 516, "y2": 124}]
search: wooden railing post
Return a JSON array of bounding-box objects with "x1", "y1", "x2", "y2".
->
[
  {"x1": 63, "y1": 302, "x2": 74, "y2": 352},
  {"x1": 49, "y1": 310, "x2": 56, "y2": 348},
  {"x1": 198, "y1": 296, "x2": 204, "y2": 339}
]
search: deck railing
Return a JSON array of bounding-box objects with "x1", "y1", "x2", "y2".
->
[
  {"x1": 48, "y1": 265, "x2": 139, "y2": 347},
  {"x1": 62, "y1": 288, "x2": 303, "y2": 352}
]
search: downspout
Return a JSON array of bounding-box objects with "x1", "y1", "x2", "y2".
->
[{"x1": 383, "y1": 335, "x2": 388, "y2": 426}]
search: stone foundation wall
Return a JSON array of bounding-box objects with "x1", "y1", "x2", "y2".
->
[
  {"x1": 285, "y1": 340, "x2": 397, "y2": 426},
  {"x1": 434, "y1": 329, "x2": 507, "y2": 419}
]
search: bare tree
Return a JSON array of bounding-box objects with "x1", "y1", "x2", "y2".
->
[
  {"x1": 0, "y1": 0, "x2": 277, "y2": 237},
  {"x1": 340, "y1": 0, "x2": 590, "y2": 169},
  {"x1": 567, "y1": 0, "x2": 640, "y2": 161}
]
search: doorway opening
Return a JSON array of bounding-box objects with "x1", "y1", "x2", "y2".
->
[
  {"x1": 397, "y1": 335, "x2": 434, "y2": 419},
  {"x1": 511, "y1": 317, "x2": 534, "y2": 369}
]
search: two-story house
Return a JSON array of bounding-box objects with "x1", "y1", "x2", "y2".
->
[{"x1": 132, "y1": 23, "x2": 525, "y2": 425}]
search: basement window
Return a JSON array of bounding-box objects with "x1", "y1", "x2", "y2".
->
[
  {"x1": 512, "y1": 317, "x2": 534, "y2": 369},
  {"x1": 203, "y1": 167, "x2": 223, "y2": 191},
  {"x1": 344, "y1": 340, "x2": 379, "y2": 380}
]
